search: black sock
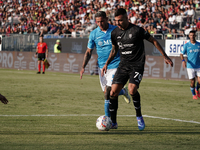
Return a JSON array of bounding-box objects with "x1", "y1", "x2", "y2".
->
[
  {"x1": 109, "y1": 96, "x2": 118, "y2": 123},
  {"x1": 131, "y1": 91, "x2": 142, "y2": 117}
]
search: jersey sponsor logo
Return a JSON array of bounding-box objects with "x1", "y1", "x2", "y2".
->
[
  {"x1": 117, "y1": 36, "x2": 121, "y2": 39},
  {"x1": 129, "y1": 34, "x2": 132, "y2": 38},
  {"x1": 117, "y1": 42, "x2": 134, "y2": 49},
  {"x1": 98, "y1": 40, "x2": 112, "y2": 46},
  {"x1": 122, "y1": 51, "x2": 132, "y2": 54},
  {"x1": 189, "y1": 49, "x2": 200, "y2": 53}
]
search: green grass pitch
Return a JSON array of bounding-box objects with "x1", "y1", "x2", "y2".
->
[{"x1": 0, "y1": 68, "x2": 200, "y2": 150}]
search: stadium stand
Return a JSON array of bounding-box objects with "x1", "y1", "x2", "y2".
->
[{"x1": 1, "y1": 0, "x2": 200, "y2": 39}]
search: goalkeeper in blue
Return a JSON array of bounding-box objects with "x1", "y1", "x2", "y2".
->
[
  {"x1": 80, "y1": 11, "x2": 130, "y2": 118},
  {"x1": 180, "y1": 30, "x2": 200, "y2": 100}
]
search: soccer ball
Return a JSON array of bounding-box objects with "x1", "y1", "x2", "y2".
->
[{"x1": 96, "y1": 115, "x2": 112, "y2": 131}]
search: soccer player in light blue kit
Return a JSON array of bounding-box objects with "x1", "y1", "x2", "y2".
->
[
  {"x1": 80, "y1": 11, "x2": 130, "y2": 119},
  {"x1": 180, "y1": 30, "x2": 200, "y2": 99}
]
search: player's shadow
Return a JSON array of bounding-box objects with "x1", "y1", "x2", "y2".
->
[{"x1": 0, "y1": 126, "x2": 199, "y2": 135}]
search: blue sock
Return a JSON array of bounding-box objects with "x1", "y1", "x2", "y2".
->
[
  {"x1": 190, "y1": 87, "x2": 196, "y2": 96},
  {"x1": 196, "y1": 83, "x2": 199, "y2": 92},
  {"x1": 118, "y1": 89, "x2": 124, "y2": 95},
  {"x1": 104, "y1": 100, "x2": 110, "y2": 117}
]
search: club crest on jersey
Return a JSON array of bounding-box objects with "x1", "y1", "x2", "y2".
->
[
  {"x1": 98, "y1": 41, "x2": 103, "y2": 46},
  {"x1": 129, "y1": 34, "x2": 132, "y2": 38},
  {"x1": 118, "y1": 42, "x2": 124, "y2": 49}
]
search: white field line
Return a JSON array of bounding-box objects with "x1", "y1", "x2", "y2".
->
[
  {"x1": 143, "y1": 115, "x2": 200, "y2": 125},
  {"x1": 0, "y1": 114, "x2": 200, "y2": 124}
]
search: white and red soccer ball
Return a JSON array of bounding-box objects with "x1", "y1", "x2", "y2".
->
[{"x1": 96, "y1": 115, "x2": 112, "y2": 131}]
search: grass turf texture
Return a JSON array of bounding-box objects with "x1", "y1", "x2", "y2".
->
[{"x1": 0, "y1": 69, "x2": 200, "y2": 150}]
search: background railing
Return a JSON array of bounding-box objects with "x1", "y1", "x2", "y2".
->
[
  {"x1": 2, "y1": 34, "x2": 39, "y2": 52},
  {"x1": 3, "y1": 32, "x2": 200, "y2": 52}
]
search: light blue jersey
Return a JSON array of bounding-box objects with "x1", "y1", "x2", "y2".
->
[
  {"x1": 182, "y1": 41, "x2": 200, "y2": 69},
  {"x1": 87, "y1": 24, "x2": 120, "y2": 69}
]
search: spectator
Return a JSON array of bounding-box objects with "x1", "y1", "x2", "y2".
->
[
  {"x1": 0, "y1": 0, "x2": 198, "y2": 40},
  {"x1": 190, "y1": 24, "x2": 196, "y2": 32},
  {"x1": 187, "y1": 5, "x2": 195, "y2": 24},
  {"x1": 130, "y1": 13, "x2": 137, "y2": 24},
  {"x1": 184, "y1": 23, "x2": 192, "y2": 36},
  {"x1": 193, "y1": 18, "x2": 198, "y2": 26},
  {"x1": 149, "y1": 25, "x2": 155, "y2": 34},
  {"x1": 165, "y1": 0, "x2": 171, "y2": 10},
  {"x1": 48, "y1": 24, "x2": 57, "y2": 34},
  {"x1": 162, "y1": 21, "x2": 170, "y2": 34},
  {"x1": 177, "y1": 29, "x2": 186, "y2": 39},
  {"x1": 166, "y1": 29, "x2": 173, "y2": 39},
  {"x1": 6, "y1": 24, "x2": 11, "y2": 34},
  {"x1": 54, "y1": 39, "x2": 62, "y2": 53},
  {"x1": 196, "y1": 18, "x2": 200, "y2": 31},
  {"x1": 176, "y1": 9, "x2": 184, "y2": 28},
  {"x1": 168, "y1": 13, "x2": 178, "y2": 29},
  {"x1": 196, "y1": 2, "x2": 200, "y2": 10},
  {"x1": 156, "y1": 22, "x2": 162, "y2": 34},
  {"x1": 172, "y1": 28, "x2": 178, "y2": 39},
  {"x1": 152, "y1": 12, "x2": 158, "y2": 23},
  {"x1": 54, "y1": 28, "x2": 61, "y2": 36},
  {"x1": 153, "y1": 27, "x2": 163, "y2": 39},
  {"x1": 40, "y1": 23, "x2": 48, "y2": 34}
]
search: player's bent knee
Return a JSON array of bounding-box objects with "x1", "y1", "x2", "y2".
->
[
  {"x1": 110, "y1": 90, "x2": 118, "y2": 97},
  {"x1": 128, "y1": 84, "x2": 138, "y2": 95}
]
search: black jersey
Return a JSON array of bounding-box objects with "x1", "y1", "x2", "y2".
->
[{"x1": 111, "y1": 23, "x2": 150, "y2": 66}]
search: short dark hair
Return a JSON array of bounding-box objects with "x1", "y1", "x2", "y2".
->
[
  {"x1": 189, "y1": 30, "x2": 196, "y2": 34},
  {"x1": 115, "y1": 8, "x2": 127, "y2": 17},
  {"x1": 95, "y1": 11, "x2": 106, "y2": 18}
]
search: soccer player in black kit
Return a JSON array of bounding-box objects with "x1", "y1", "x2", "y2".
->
[{"x1": 101, "y1": 8, "x2": 173, "y2": 130}]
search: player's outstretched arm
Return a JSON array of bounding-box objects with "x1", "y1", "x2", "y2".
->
[
  {"x1": 101, "y1": 44, "x2": 118, "y2": 76},
  {"x1": 80, "y1": 48, "x2": 93, "y2": 79},
  {"x1": 0, "y1": 94, "x2": 8, "y2": 104},
  {"x1": 147, "y1": 36, "x2": 173, "y2": 67}
]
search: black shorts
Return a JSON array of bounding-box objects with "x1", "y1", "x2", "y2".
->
[
  {"x1": 112, "y1": 63, "x2": 144, "y2": 88},
  {"x1": 38, "y1": 53, "x2": 46, "y2": 61}
]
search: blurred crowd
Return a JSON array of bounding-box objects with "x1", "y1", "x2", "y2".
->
[{"x1": 1, "y1": 0, "x2": 200, "y2": 39}]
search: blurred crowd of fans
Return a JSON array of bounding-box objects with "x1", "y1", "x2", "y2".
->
[{"x1": 1, "y1": 0, "x2": 200, "y2": 39}]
